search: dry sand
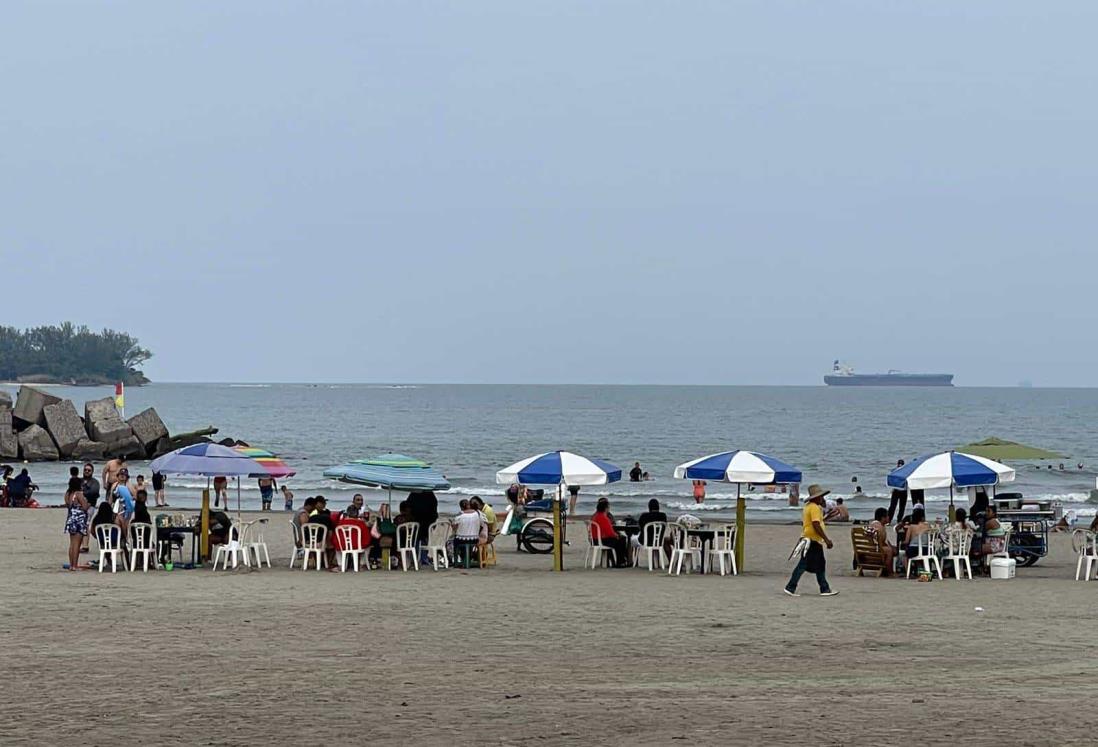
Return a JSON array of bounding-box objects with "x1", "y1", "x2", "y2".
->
[{"x1": 1, "y1": 508, "x2": 1096, "y2": 746}]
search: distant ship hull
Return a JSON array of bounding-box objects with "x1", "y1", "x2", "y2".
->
[{"x1": 825, "y1": 373, "x2": 954, "y2": 387}]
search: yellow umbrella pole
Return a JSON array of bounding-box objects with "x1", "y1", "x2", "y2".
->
[
  {"x1": 735, "y1": 483, "x2": 745, "y2": 572},
  {"x1": 552, "y1": 483, "x2": 563, "y2": 572},
  {"x1": 200, "y1": 484, "x2": 210, "y2": 562}
]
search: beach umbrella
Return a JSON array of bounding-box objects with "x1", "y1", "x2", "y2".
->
[
  {"x1": 496, "y1": 451, "x2": 622, "y2": 571},
  {"x1": 954, "y1": 437, "x2": 1065, "y2": 462},
  {"x1": 496, "y1": 450, "x2": 622, "y2": 487},
  {"x1": 673, "y1": 450, "x2": 803, "y2": 570},
  {"x1": 150, "y1": 443, "x2": 296, "y2": 559},
  {"x1": 673, "y1": 450, "x2": 802, "y2": 484},
  {"x1": 232, "y1": 446, "x2": 297, "y2": 478},
  {"x1": 323, "y1": 453, "x2": 451, "y2": 506},
  {"x1": 886, "y1": 451, "x2": 1015, "y2": 515}
]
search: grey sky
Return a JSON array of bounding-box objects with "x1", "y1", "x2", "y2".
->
[{"x1": 3, "y1": 2, "x2": 1095, "y2": 386}]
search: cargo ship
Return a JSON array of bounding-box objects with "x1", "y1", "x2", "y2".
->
[{"x1": 824, "y1": 361, "x2": 954, "y2": 387}]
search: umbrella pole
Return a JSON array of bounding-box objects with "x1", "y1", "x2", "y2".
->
[
  {"x1": 735, "y1": 483, "x2": 745, "y2": 572},
  {"x1": 237, "y1": 477, "x2": 242, "y2": 526},
  {"x1": 552, "y1": 484, "x2": 563, "y2": 572},
  {"x1": 948, "y1": 485, "x2": 955, "y2": 523},
  {"x1": 200, "y1": 478, "x2": 210, "y2": 563}
]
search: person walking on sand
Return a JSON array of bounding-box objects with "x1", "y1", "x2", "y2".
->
[
  {"x1": 281, "y1": 484, "x2": 294, "y2": 511},
  {"x1": 568, "y1": 485, "x2": 580, "y2": 514},
  {"x1": 784, "y1": 484, "x2": 838, "y2": 597}
]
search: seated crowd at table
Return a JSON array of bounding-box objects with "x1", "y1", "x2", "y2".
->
[
  {"x1": 860, "y1": 498, "x2": 1017, "y2": 577},
  {"x1": 292, "y1": 491, "x2": 496, "y2": 570}
]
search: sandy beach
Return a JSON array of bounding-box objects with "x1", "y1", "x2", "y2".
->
[{"x1": 2, "y1": 508, "x2": 1095, "y2": 746}]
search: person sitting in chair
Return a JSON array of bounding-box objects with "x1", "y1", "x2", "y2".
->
[
  {"x1": 590, "y1": 498, "x2": 630, "y2": 568},
  {"x1": 864, "y1": 507, "x2": 897, "y2": 575}
]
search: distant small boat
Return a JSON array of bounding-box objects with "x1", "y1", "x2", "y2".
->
[{"x1": 824, "y1": 360, "x2": 953, "y2": 387}]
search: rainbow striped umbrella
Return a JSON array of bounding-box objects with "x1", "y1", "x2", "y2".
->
[{"x1": 232, "y1": 446, "x2": 296, "y2": 478}]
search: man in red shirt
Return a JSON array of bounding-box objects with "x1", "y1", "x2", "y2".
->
[{"x1": 590, "y1": 498, "x2": 630, "y2": 567}]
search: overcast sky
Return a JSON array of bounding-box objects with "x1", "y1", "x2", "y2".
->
[{"x1": 2, "y1": 2, "x2": 1095, "y2": 386}]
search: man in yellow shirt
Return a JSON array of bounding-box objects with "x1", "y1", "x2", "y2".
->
[{"x1": 784, "y1": 484, "x2": 838, "y2": 597}]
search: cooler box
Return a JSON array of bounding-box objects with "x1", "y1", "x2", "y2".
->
[{"x1": 990, "y1": 557, "x2": 1016, "y2": 579}]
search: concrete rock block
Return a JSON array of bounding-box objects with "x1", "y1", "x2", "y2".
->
[
  {"x1": 71, "y1": 439, "x2": 107, "y2": 460},
  {"x1": 85, "y1": 396, "x2": 119, "y2": 425},
  {"x1": 126, "y1": 407, "x2": 168, "y2": 447},
  {"x1": 17, "y1": 424, "x2": 59, "y2": 461},
  {"x1": 13, "y1": 386, "x2": 62, "y2": 427},
  {"x1": 105, "y1": 435, "x2": 144, "y2": 459},
  {"x1": 0, "y1": 430, "x2": 16, "y2": 459},
  {"x1": 90, "y1": 417, "x2": 132, "y2": 445},
  {"x1": 42, "y1": 400, "x2": 87, "y2": 457}
]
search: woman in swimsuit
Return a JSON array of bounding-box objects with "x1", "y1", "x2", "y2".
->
[{"x1": 63, "y1": 477, "x2": 90, "y2": 570}]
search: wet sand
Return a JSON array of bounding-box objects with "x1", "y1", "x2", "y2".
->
[{"x1": 0, "y1": 509, "x2": 1094, "y2": 746}]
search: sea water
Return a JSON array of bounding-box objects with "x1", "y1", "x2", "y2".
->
[{"x1": 4, "y1": 382, "x2": 1096, "y2": 522}]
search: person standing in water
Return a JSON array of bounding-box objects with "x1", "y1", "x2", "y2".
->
[
  {"x1": 629, "y1": 462, "x2": 643, "y2": 482},
  {"x1": 568, "y1": 485, "x2": 580, "y2": 514},
  {"x1": 257, "y1": 475, "x2": 278, "y2": 511},
  {"x1": 692, "y1": 479, "x2": 706, "y2": 504}
]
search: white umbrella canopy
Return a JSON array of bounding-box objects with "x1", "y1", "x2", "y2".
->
[
  {"x1": 887, "y1": 451, "x2": 1015, "y2": 491},
  {"x1": 496, "y1": 450, "x2": 622, "y2": 487}
]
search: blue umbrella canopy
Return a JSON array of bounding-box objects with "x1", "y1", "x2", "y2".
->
[
  {"x1": 150, "y1": 443, "x2": 292, "y2": 478},
  {"x1": 323, "y1": 453, "x2": 451, "y2": 491},
  {"x1": 673, "y1": 450, "x2": 802, "y2": 484},
  {"x1": 887, "y1": 451, "x2": 1015, "y2": 490},
  {"x1": 495, "y1": 451, "x2": 622, "y2": 486}
]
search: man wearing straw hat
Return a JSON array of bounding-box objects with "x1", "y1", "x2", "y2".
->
[{"x1": 784, "y1": 484, "x2": 839, "y2": 597}]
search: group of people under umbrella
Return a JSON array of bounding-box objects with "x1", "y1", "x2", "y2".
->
[{"x1": 148, "y1": 440, "x2": 1022, "y2": 572}]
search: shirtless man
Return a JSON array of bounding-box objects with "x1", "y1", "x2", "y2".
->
[
  {"x1": 102, "y1": 455, "x2": 126, "y2": 497},
  {"x1": 257, "y1": 475, "x2": 277, "y2": 511}
]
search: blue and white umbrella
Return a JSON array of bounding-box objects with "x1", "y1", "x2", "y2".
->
[
  {"x1": 887, "y1": 451, "x2": 1015, "y2": 491},
  {"x1": 673, "y1": 450, "x2": 802, "y2": 485},
  {"x1": 496, "y1": 450, "x2": 622, "y2": 487}
]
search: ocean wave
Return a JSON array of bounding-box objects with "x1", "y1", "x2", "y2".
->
[{"x1": 228, "y1": 384, "x2": 271, "y2": 388}]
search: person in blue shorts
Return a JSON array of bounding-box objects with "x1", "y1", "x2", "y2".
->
[{"x1": 258, "y1": 476, "x2": 277, "y2": 511}]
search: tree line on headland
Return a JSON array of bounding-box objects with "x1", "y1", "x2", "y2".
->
[{"x1": 0, "y1": 323, "x2": 152, "y2": 386}]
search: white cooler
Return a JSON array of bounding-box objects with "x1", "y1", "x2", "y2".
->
[{"x1": 990, "y1": 557, "x2": 1016, "y2": 579}]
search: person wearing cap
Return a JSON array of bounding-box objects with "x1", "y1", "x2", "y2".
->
[{"x1": 784, "y1": 484, "x2": 838, "y2": 597}]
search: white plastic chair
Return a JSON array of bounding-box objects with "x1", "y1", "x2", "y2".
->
[
  {"x1": 212, "y1": 524, "x2": 250, "y2": 570},
  {"x1": 943, "y1": 528, "x2": 974, "y2": 580},
  {"x1": 1074, "y1": 529, "x2": 1098, "y2": 581},
  {"x1": 667, "y1": 524, "x2": 700, "y2": 576},
  {"x1": 905, "y1": 531, "x2": 943, "y2": 580},
  {"x1": 95, "y1": 524, "x2": 123, "y2": 573},
  {"x1": 707, "y1": 524, "x2": 738, "y2": 576},
  {"x1": 129, "y1": 522, "x2": 157, "y2": 572},
  {"x1": 424, "y1": 520, "x2": 451, "y2": 570},
  {"x1": 335, "y1": 524, "x2": 365, "y2": 572},
  {"x1": 397, "y1": 522, "x2": 420, "y2": 571},
  {"x1": 288, "y1": 520, "x2": 305, "y2": 568},
  {"x1": 246, "y1": 518, "x2": 271, "y2": 568},
  {"x1": 635, "y1": 521, "x2": 666, "y2": 571},
  {"x1": 585, "y1": 521, "x2": 617, "y2": 569},
  {"x1": 300, "y1": 523, "x2": 328, "y2": 571}
]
